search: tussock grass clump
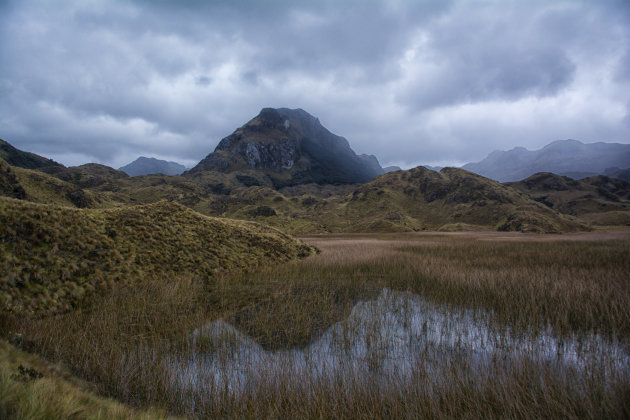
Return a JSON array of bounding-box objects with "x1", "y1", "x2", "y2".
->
[
  {"x1": 0, "y1": 197, "x2": 315, "y2": 315},
  {"x1": 0, "y1": 339, "x2": 177, "y2": 420}
]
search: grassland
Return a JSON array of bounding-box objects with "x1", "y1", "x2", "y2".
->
[
  {"x1": 2, "y1": 232, "x2": 628, "y2": 419},
  {"x1": 0, "y1": 339, "x2": 177, "y2": 420},
  {"x1": 0, "y1": 197, "x2": 314, "y2": 315}
]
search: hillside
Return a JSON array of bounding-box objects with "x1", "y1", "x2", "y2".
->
[
  {"x1": 0, "y1": 140, "x2": 603, "y2": 234},
  {"x1": 506, "y1": 172, "x2": 630, "y2": 227},
  {"x1": 1, "y1": 157, "x2": 97, "y2": 208},
  {"x1": 119, "y1": 157, "x2": 187, "y2": 177},
  {"x1": 463, "y1": 140, "x2": 630, "y2": 182},
  {"x1": 0, "y1": 139, "x2": 63, "y2": 170},
  {"x1": 187, "y1": 108, "x2": 384, "y2": 187},
  {"x1": 339, "y1": 167, "x2": 587, "y2": 233},
  {"x1": 0, "y1": 198, "x2": 315, "y2": 316},
  {"x1": 187, "y1": 167, "x2": 587, "y2": 234}
]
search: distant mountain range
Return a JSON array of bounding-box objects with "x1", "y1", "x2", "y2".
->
[
  {"x1": 119, "y1": 156, "x2": 187, "y2": 176},
  {"x1": 462, "y1": 140, "x2": 630, "y2": 182},
  {"x1": 188, "y1": 108, "x2": 386, "y2": 187},
  {"x1": 2, "y1": 108, "x2": 630, "y2": 234}
]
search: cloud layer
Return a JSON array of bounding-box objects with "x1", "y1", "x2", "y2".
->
[{"x1": 1, "y1": 0, "x2": 629, "y2": 169}]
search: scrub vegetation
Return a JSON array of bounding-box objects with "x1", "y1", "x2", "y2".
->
[{"x1": 0, "y1": 197, "x2": 314, "y2": 315}]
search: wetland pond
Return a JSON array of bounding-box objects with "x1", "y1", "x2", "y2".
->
[{"x1": 170, "y1": 289, "x2": 629, "y2": 402}]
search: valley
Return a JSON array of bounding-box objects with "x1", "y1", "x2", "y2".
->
[{"x1": 1, "y1": 109, "x2": 630, "y2": 419}]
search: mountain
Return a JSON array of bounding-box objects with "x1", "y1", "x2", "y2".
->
[
  {"x1": 119, "y1": 156, "x2": 187, "y2": 176},
  {"x1": 506, "y1": 172, "x2": 630, "y2": 227},
  {"x1": 0, "y1": 138, "x2": 611, "y2": 234},
  {"x1": 187, "y1": 108, "x2": 384, "y2": 187},
  {"x1": 462, "y1": 140, "x2": 630, "y2": 182},
  {"x1": 0, "y1": 139, "x2": 63, "y2": 170}
]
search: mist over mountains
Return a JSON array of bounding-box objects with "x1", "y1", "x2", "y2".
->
[
  {"x1": 1, "y1": 107, "x2": 629, "y2": 234},
  {"x1": 462, "y1": 140, "x2": 630, "y2": 182},
  {"x1": 119, "y1": 157, "x2": 187, "y2": 177}
]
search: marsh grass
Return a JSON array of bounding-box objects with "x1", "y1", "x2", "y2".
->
[{"x1": 2, "y1": 232, "x2": 630, "y2": 418}]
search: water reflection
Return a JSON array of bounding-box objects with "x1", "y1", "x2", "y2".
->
[{"x1": 172, "y1": 289, "x2": 629, "y2": 397}]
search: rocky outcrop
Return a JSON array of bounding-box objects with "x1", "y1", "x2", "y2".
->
[{"x1": 187, "y1": 108, "x2": 384, "y2": 187}]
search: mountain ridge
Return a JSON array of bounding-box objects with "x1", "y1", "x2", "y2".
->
[{"x1": 463, "y1": 139, "x2": 630, "y2": 182}]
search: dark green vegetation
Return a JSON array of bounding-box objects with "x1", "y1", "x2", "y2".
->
[
  {"x1": 0, "y1": 197, "x2": 314, "y2": 315},
  {"x1": 2, "y1": 233, "x2": 629, "y2": 419},
  {"x1": 0, "y1": 139, "x2": 62, "y2": 170}
]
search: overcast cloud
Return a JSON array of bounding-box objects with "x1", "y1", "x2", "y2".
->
[{"x1": 1, "y1": 0, "x2": 629, "y2": 169}]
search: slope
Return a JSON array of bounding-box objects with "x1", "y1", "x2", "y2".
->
[
  {"x1": 1, "y1": 157, "x2": 97, "y2": 208},
  {"x1": 0, "y1": 198, "x2": 315, "y2": 316},
  {"x1": 187, "y1": 108, "x2": 384, "y2": 187},
  {"x1": 0, "y1": 139, "x2": 63, "y2": 170},
  {"x1": 197, "y1": 167, "x2": 588, "y2": 234},
  {"x1": 506, "y1": 172, "x2": 630, "y2": 227}
]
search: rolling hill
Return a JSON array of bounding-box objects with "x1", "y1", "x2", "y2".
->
[
  {"x1": 0, "y1": 198, "x2": 315, "y2": 316},
  {"x1": 506, "y1": 172, "x2": 630, "y2": 227}
]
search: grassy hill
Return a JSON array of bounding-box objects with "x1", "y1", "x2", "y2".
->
[
  {"x1": 0, "y1": 198, "x2": 314, "y2": 316},
  {"x1": 1, "y1": 157, "x2": 97, "y2": 208},
  {"x1": 339, "y1": 167, "x2": 587, "y2": 233},
  {"x1": 506, "y1": 172, "x2": 630, "y2": 227},
  {"x1": 0, "y1": 140, "x2": 607, "y2": 234}
]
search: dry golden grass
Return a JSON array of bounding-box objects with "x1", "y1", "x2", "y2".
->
[
  {"x1": 0, "y1": 197, "x2": 314, "y2": 315},
  {"x1": 0, "y1": 339, "x2": 178, "y2": 420},
  {"x1": 2, "y1": 231, "x2": 629, "y2": 419}
]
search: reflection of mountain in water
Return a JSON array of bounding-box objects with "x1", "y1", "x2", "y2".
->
[{"x1": 172, "y1": 289, "x2": 629, "y2": 397}]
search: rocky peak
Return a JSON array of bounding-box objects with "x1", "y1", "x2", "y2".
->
[{"x1": 188, "y1": 108, "x2": 384, "y2": 187}]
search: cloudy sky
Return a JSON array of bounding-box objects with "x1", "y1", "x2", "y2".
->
[{"x1": 1, "y1": 0, "x2": 629, "y2": 169}]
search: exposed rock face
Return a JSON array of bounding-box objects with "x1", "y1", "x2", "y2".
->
[
  {"x1": 233, "y1": 138, "x2": 299, "y2": 170},
  {"x1": 187, "y1": 108, "x2": 384, "y2": 187}
]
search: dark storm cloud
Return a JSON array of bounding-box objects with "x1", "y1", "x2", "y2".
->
[{"x1": 0, "y1": 0, "x2": 628, "y2": 169}]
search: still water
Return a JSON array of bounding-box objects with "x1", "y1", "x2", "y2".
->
[{"x1": 171, "y1": 289, "x2": 629, "y2": 397}]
